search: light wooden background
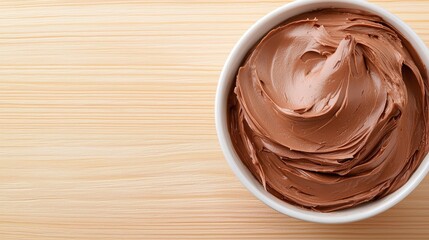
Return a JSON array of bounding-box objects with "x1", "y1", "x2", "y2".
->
[{"x1": 0, "y1": 0, "x2": 429, "y2": 239}]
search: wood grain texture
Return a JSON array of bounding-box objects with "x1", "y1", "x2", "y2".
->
[{"x1": 0, "y1": 0, "x2": 428, "y2": 239}]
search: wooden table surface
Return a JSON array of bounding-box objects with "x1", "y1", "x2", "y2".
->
[{"x1": 1, "y1": 0, "x2": 429, "y2": 239}]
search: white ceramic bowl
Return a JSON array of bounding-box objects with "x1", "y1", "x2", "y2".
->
[{"x1": 215, "y1": 0, "x2": 429, "y2": 224}]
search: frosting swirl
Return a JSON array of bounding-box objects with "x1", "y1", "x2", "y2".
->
[{"x1": 228, "y1": 8, "x2": 429, "y2": 212}]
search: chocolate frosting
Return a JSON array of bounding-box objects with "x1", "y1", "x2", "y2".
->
[{"x1": 228, "y1": 8, "x2": 429, "y2": 212}]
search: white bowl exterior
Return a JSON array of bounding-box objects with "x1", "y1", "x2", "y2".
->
[{"x1": 215, "y1": 0, "x2": 429, "y2": 223}]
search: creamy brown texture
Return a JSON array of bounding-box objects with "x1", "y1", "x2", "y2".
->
[{"x1": 228, "y1": 8, "x2": 429, "y2": 212}]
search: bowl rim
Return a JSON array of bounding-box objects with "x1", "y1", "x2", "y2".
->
[{"x1": 215, "y1": 0, "x2": 429, "y2": 223}]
